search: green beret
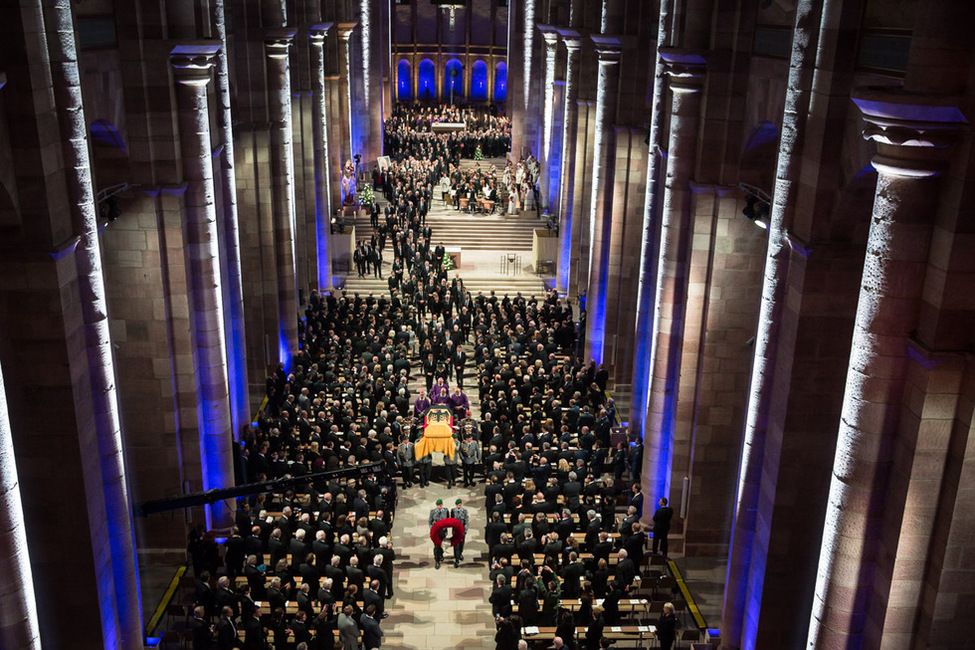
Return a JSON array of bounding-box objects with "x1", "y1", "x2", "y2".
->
[
  {"x1": 455, "y1": 499, "x2": 462, "y2": 505},
  {"x1": 436, "y1": 499, "x2": 443, "y2": 505}
]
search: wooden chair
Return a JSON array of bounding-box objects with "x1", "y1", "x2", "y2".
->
[
  {"x1": 655, "y1": 575, "x2": 676, "y2": 600},
  {"x1": 678, "y1": 628, "x2": 701, "y2": 648},
  {"x1": 160, "y1": 630, "x2": 180, "y2": 649},
  {"x1": 166, "y1": 603, "x2": 186, "y2": 628}
]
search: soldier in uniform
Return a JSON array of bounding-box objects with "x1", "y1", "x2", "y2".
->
[
  {"x1": 396, "y1": 436, "x2": 415, "y2": 488},
  {"x1": 429, "y1": 498, "x2": 449, "y2": 570},
  {"x1": 443, "y1": 434, "x2": 460, "y2": 488},
  {"x1": 450, "y1": 498, "x2": 469, "y2": 567},
  {"x1": 460, "y1": 430, "x2": 481, "y2": 488},
  {"x1": 417, "y1": 439, "x2": 433, "y2": 488}
]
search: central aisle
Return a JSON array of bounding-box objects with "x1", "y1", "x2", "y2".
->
[
  {"x1": 382, "y1": 483, "x2": 497, "y2": 650},
  {"x1": 347, "y1": 155, "x2": 545, "y2": 648}
]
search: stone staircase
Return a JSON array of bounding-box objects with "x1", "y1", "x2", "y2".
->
[{"x1": 340, "y1": 162, "x2": 551, "y2": 296}]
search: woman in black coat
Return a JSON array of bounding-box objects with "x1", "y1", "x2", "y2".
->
[
  {"x1": 656, "y1": 602, "x2": 678, "y2": 650},
  {"x1": 584, "y1": 607, "x2": 605, "y2": 650}
]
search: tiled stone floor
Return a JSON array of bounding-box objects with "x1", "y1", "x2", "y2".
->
[{"x1": 382, "y1": 477, "x2": 498, "y2": 649}]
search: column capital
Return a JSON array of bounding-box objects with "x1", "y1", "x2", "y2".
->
[
  {"x1": 853, "y1": 90, "x2": 967, "y2": 177},
  {"x1": 538, "y1": 24, "x2": 560, "y2": 45},
  {"x1": 309, "y1": 22, "x2": 334, "y2": 45},
  {"x1": 337, "y1": 22, "x2": 359, "y2": 41},
  {"x1": 660, "y1": 48, "x2": 707, "y2": 91},
  {"x1": 591, "y1": 35, "x2": 624, "y2": 61},
  {"x1": 170, "y1": 44, "x2": 221, "y2": 86},
  {"x1": 265, "y1": 28, "x2": 297, "y2": 58},
  {"x1": 557, "y1": 28, "x2": 585, "y2": 51}
]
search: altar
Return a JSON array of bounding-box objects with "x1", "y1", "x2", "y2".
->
[{"x1": 431, "y1": 121, "x2": 467, "y2": 134}]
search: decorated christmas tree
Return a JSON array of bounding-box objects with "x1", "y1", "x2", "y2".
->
[{"x1": 442, "y1": 250, "x2": 454, "y2": 272}]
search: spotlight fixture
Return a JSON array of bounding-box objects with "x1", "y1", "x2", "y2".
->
[
  {"x1": 738, "y1": 183, "x2": 772, "y2": 230},
  {"x1": 100, "y1": 195, "x2": 122, "y2": 221}
]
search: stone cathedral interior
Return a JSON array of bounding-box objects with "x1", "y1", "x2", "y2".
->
[{"x1": 1, "y1": 0, "x2": 974, "y2": 649}]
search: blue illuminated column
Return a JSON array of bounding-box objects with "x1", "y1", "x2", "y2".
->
[
  {"x1": 629, "y1": 0, "x2": 674, "y2": 445},
  {"x1": 337, "y1": 23, "x2": 358, "y2": 170},
  {"x1": 265, "y1": 29, "x2": 300, "y2": 369},
  {"x1": 808, "y1": 96, "x2": 964, "y2": 649},
  {"x1": 555, "y1": 29, "x2": 583, "y2": 296},
  {"x1": 49, "y1": 2, "x2": 143, "y2": 643},
  {"x1": 722, "y1": 1, "x2": 821, "y2": 645},
  {"x1": 214, "y1": 0, "x2": 249, "y2": 438},
  {"x1": 642, "y1": 50, "x2": 706, "y2": 506},
  {"x1": 584, "y1": 36, "x2": 624, "y2": 364},
  {"x1": 537, "y1": 25, "x2": 558, "y2": 214},
  {"x1": 310, "y1": 23, "x2": 335, "y2": 291},
  {"x1": 171, "y1": 45, "x2": 237, "y2": 529}
]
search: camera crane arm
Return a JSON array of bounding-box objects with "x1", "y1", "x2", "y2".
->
[{"x1": 134, "y1": 461, "x2": 388, "y2": 517}]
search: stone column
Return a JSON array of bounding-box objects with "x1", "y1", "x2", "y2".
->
[
  {"x1": 642, "y1": 51, "x2": 706, "y2": 505},
  {"x1": 556, "y1": 29, "x2": 583, "y2": 296},
  {"x1": 572, "y1": 99, "x2": 596, "y2": 299},
  {"x1": 337, "y1": 23, "x2": 358, "y2": 170},
  {"x1": 309, "y1": 23, "x2": 334, "y2": 291},
  {"x1": 170, "y1": 45, "x2": 236, "y2": 529},
  {"x1": 213, "y1": 0, "x2": 249, "y2": 438},
  {"x1": 583, "y1": 36, "x2": 624, "y2": 364},
  {"x1": 630, "y1": 0, "x2": 675, "y2": 442},
  {"x1": 0, "y1": 277, "x2": 41, "y2": 643},
  {"x1": 46, "y1": 1, "x2": 143, "y2": 643},
  {"x1": 721, "y1": 2, "x2": 823, "y2": 646},
  {"x1": 265, "y1": 29, "x2": 300, "y2": 368},
  {"x1": 359, "y1": 0, "x2": 383, "y2": 162},
  {"x1": 538, "y1": 25, "x2": 559, "y2": 214},
  {"x1": 807, "y1": 95, "x2": 964, "y2": 648}
]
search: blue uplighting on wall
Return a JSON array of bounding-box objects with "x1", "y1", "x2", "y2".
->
[
  {"x1": 397, "y1": 59, "x2": 412, "y2": 101},
  {"x1": 418, "y1": 59, "x2": 435, "y2": 99},
  {"x1": 470, "y1": 60, "x2": 488, "y2": 100},
  {"x1": 495, "y1": 62, "x2": 507, "y2": 102},
  {"x1": 445, "y1": 59, "x2": 464, "y2": 97},
  {"x1": 279, "y1": 330, "x2": 292, "y2": 372}
]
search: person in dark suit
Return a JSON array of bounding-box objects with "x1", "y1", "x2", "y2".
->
[
  {"x1": 214, "y1": 577, "x2": 238, "y2": 618},
  {"x1": 490, "y1": 574, "x2": 513, "y2": 618},
  {"x1": 560, "y1": 552, "x2": 588, "y2": 599},
  {"x1": 363, "y1": 579, "x2": 385, "y2": 618},
  {"x1": 215, "y1": 606, "x2": 238, "y2": 650},
  {"x1": 242, "y1": 606, "x2": 265, "y2": 650},
  {"x1": 629, "y1": 484, "x2": 645, "y2": 518},
  {"x1": 361, "y1": 604, "x2": 384, "y2": 649},
  {"x1": 189, "y1": 606, "x2": 214, "y2": 650},
  {"x1": 224, "y1": 527, "x2": 246, "y2": 583},
  {"x1": 652, "y1": 497, "x2": 674, "y2": 556}
]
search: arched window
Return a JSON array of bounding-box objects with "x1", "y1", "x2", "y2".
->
[
  {"x1": 470, "y1": 60, "x2": 488, "y2": 101},
  {"x1": 494, "y1": 61, "x2": 507, "y2": 102},
  {"x1": 444, "y1": 59, "x2": 464, "y2": 99},
  {"x1": 397, "y1": 59, "x2": 412, "y2": 101},
  {"x1": 418, "y1": 59, "x2": 436, "y2": 99}
]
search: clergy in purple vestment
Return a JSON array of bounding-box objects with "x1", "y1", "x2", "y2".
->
[
  {"x1": 448, "y1": 386, "x2": 470, "y2": 420},
  {"x1": 432, "y1": 385, "x2": 450, "y2": 405},
  {"x1": 414, "y1": 389, "x2": 431, "y2": 417}
]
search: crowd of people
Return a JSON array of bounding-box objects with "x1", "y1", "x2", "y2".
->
[
  {"x1": 181, "y1": 100, "x2": 686, "y2": 650},
  {"x1": 383, "y1": 103, "x2": 511, "y2": 160}
]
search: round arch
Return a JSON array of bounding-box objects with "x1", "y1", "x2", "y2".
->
[
  {"x1": 444, "y1": 59, "x2": 464, "y2": 100},
  {"x1": 470, "y1": 60, "x2": 488, "y2": 101},
  {"x1": 494, "y1": 61, "x2": 508, "y2": 102},
  {"x1": 418, "y1": 58, "x2": 436, "y2": 100},
  {"x1": 397, "y1": 59, "x2": 412, "y2": 101}
]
